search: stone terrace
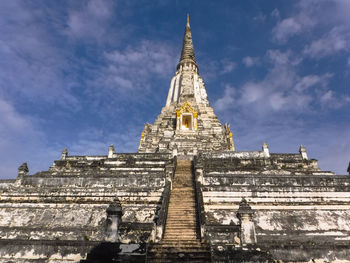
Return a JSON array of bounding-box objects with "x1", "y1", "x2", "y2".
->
[
  {"x1": 0, "y1": 152, "x2": 175, "y2": 263},
  {"x1": 194, "y1": 150, "x2": 350, "y2": 262}
]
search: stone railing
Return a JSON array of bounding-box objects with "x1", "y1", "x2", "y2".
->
[
  {"x1": 153, "y1": 157, "x2": 176, "y2": 242},
  {"x1": 154, "y1": 181, "x2": 171, "y2": 241},
  {"x1": 194, "y1": 174, "x2": 206, "y2": 241}
]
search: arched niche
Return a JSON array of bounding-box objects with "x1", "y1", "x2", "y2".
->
[{"x1": 176, "y1": 101, "x2": 198, "y2": 131}]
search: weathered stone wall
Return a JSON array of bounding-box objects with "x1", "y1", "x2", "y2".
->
[
  {"x1": 0, "y1": 153, "x2": 175, "y2": 262},
  {"x1": 194, "y1": 151, "x2": 350, "y2": 262}
]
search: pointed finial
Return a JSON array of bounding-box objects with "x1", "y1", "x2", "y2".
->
[{"x1": 177, "y1": 13, "x2": 197, "y2": 70}]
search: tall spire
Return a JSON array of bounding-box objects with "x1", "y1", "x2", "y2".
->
[{"x1": 177, "y1": 14, "x2": 197, "y2": 70}]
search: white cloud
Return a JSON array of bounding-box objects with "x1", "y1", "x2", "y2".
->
[
  {"x1": 241, "y1": 82, "x2": 264, "y2": 104},
  {"x1": 220, "y1": 61, "x2": 236, "y2": 74},
  {"x1": 66, "y1": 0, "x2": 115, "y2": 40},
  {"x1": 213, "y1": 85, "x2": 236, "y2": 112},
  {"x1": 98, "y1": 40, "x2": 177, "y2": 96},
  {"x1": 253, "y1": 13, "x2": 266, "y2": 22},
  {"x1": 271, "y1": 8, "x2": 280, "y2": 19},
  {"x1": 295, "y1": 73, "x2": 332, "y2": 92},
  {"x1": 266, "y1": 49, "x2": 301, "y2": 66},
  {"x1": 320, "y1": 90, "x2": 350, "y2": 109},
  {"x1": 272, "y1": 17, "x2": 302, "y2": 43},
  {"x1": 0, "y1": 99, "x2": 32, "y2": 133},
  {"x1": 215, "y1": 49, "x2": 345, "y2": 115},
  {"x1": 242, "y1": 56, "x2": 260, "y2": 67},
  {"x1": 269, "y1": 92, "x2": 287, "y2": 110},
  {"x1": 303, "y1": 27, "x2": 350, "y2": 58},
  {"x1": 0, "y1": 98, "x2": 58, "y2": 179},
  {"x1": 0, "y1": 1, "x2": 80, "y2": 110},
  {"x1": 271, "y1": 0, "x2": 326, "y2": 43},
  {"x1": 272, "y1": 13, "x2": 315, "y2": 43}
]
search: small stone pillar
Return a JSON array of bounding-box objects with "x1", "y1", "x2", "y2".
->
[
  {"x1": 108, "y1": 145, "x2": 115, "y2": 158},
  {"x1": 172, "y1": 144, "x2": 178, "y2": 157},
  {"x1": 299, "y1": 145, "x2": 308, "y2": 160},
  {"x1": 105, "y1": 198, "x2": 122, "y2": 242},
  {"x1": 60, "y1": 148, "x2": 68, "y2": 160},
  {"x1": 237, "y1": 198, "x2": 257, "y2": 245},
  {"x1": 16, "y1": 163, "x2": 29, "y2": 186},
  {"x1": 262, "y1": 142, "x2": 270, "y2": 157},
  {"x1": 18, "y1": 162, "x2": 29, "y2": 176}
]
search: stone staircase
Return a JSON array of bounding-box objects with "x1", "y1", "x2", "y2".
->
[{"x1": 147, "y1": 160, "x2": 211, "y2": 262}]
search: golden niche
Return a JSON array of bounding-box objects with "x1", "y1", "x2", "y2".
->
[{"x1": 176, "y1": 101, "x2": 198, "y2": 131}]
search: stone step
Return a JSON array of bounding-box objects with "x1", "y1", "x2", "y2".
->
[
  {"x1": 164, "y1": 224, "x2": 196, "y2": 227},
  {"x1": 167, "y1": 211, "x2": 195, "y2": 213},
  {"x1": 162, "y1": 237, "x2": 198, "y2": 241},
  {"x1": 165, "y1": 225, "x2": 196, "y2": 228},
  {"x1": 167, "y1": 211, "x2": 196, "y2": 214},
  {"x1": 166, "y1": 214, "x2": 196, "y2": 216},
  {"x1": 169, "y1": 192, "x2": 193, "y2": 195},
  {"x1": 167, "y1": 208, "x2": 195, "y2": 211},
  {"x1": 166, "y1": 213, "x2": 196, "y2": 217},
  {"x1": 167, "y1": 208, "x2": 196, "y2": 211},
  {"x1": 164, "y1": 227, "x2": 196, "y2": 230},
  {"x1": 168, "y1": 204, "x2": 194, "y2": 207},
  {"x1": 165, "y1": 222, "x2": 196, "y2": 226},
  {"x1": 147, "y1": 259, "x2": 210, "y2": 263},
  {"x1": 164, "y1": 230, "x2": 197, "y2": 232},
  {"x1": 148, "y1": 250, "x2": 210, "y2": 256},
  {"x1": 165, "y1": 222, "x2": 196, "y2": 225},
  {"x1": 164, "y1": 232, "x2": 197, "y2": 236},
  {"x1": 166, "y1": 220, "x2": 196, "y2": 223},
  {"x1": 168, "y1": 203, "x2": 195, "y2": 206},
  {"x1": 169, "y1": 196, "x2": 194, "y2": 198},
  {"x1": 166, "y1": 217, "x2": 195, "y2": 220},
  {"x1": 168, "y1": 199, "x2": 195, "y2": 202},
  {"x1": 162, "y1": 236, "x2": 199, "y2": 240},
  {"x1": 147, "y1": 253, "x2": 211, "y2": 263},
  {"x1": 154, "y1": 243, "x2": 205, "y2": 248},
  {"x1": 163, "y1": 233, "x2": 197, "y2": 237},
  {"x1": 166, "y1": 215, "x2": 196, "y2": 217},
  {"x1": 167, "y1": 207, "x2": 195, "y2": 210},
  {"x1": 163, "y1": 235, "x2": 197, "y2": 239},
  {"x1": 166, "y1": 217, "x2": 196, "y2": 220},
  {"x1": 164, "y1": 229, "x2": 196, "y2": 233},
  {"x1": 147, "y1": 251, "x2": 210, "y2": 256},
  {"x1": 164, "y1": 226, "x2": 196, "y2": 229},
  {"x1": 168, "y1": 200, "x2": 195, "y2": 202},
  {"x1": 150, "y1": 246, "x2": 208, "y2": 251}
]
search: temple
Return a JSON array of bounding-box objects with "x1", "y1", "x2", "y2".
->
[{"x1": 0, "y1": 15, "x2": 350, "y2": 263}]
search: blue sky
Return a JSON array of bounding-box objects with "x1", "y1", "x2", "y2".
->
[{"x1": 0, "y1": 0, "x2": 349, "y2": 178}]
